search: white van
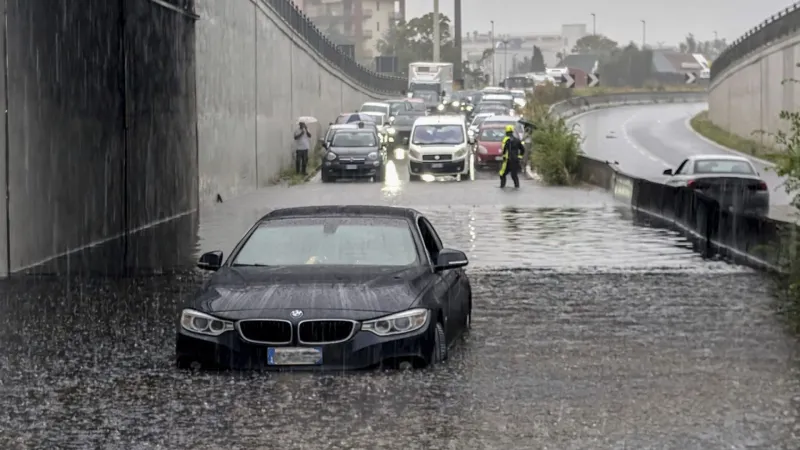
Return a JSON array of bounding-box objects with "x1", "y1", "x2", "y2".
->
[{"x1": 405, "y1": 115, "x2": 472, "y2": 181}]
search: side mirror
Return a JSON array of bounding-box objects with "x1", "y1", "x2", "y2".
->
[
  {"x1": 402, "y1": 137, "x2": 409, "y2": 145},
  {"x1": 434, "y1": 249, "x2": 469, "y2": 272},
  {"x1": 662, "y1": 169, "x2": 673, "y2": 175},
  {"x1": 198, "y1": 251, "x2": 223, "y2": 271}
]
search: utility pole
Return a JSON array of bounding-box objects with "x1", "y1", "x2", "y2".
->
[
  {"x1": 641, "y1": 20, "x2": 646, "y2": 48},
  {"x1": 590, "y1": 13, "x2": 596, "y2": 35},
  {"x1": 454, "y1": 0, "x2": 462, "y2": 81},
  {"x1": 490, "y1": 21, "x2": 495, "y2": 85},
  {"x1": 432, "y1": 0, "x2": 440, "y2": 62},
  {"x1": 502, "y1": 40, "x2": 509, "y2": 81}
]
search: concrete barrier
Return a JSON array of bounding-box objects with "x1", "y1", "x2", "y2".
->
[
  {"x1": 195, "y1": 0, "x2": 401, "y2": 204},
  {"x1": 549, "y1": 91, "x2": 708, "y2": 119}
]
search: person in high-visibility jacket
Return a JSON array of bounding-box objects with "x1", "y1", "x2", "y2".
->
[{"x1": 498, "y1": 124, "x2": 525, "y2": 188}]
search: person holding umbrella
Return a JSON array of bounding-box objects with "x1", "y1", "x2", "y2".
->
[{"x1": 294, "y1": 121, "x2": 312, "y2": 175}]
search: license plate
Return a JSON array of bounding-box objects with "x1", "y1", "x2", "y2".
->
[
  {"x1": 431, "y1": 163, "x2": 443, "y2": 168},
  {"x1": 267, "y1": 347, "x2": 322, "y2": 365},
  {"x1": 345, "y1": 164, "x2": 357, "y2": 170},
  {"x1": 495, "y1": 156, "x2": 503, "y2": 161}
]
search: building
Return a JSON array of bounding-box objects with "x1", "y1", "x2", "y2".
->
[{"x1": 296, "y1": 0, "x2": 398, "y2": 62}]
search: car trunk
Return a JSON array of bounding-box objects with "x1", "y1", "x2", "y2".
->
[{"x1": 690, "y1": 177, "x2": 767, "y2": 209}]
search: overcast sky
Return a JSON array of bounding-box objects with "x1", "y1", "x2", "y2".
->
[{"x1": 403, "y1": 0, "x2": 797, "y2": 45}]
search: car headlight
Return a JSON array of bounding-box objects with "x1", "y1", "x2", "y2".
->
[
  {"x1": 453, "y1": 147, "x2": 468, "y2": 159},
  {"x1": 466, "y1": 105, "x2": 473, "y2": 111},
  {"x1": 408, "y1": 149, "x2": 422, "y2": 160},
  {"x1": 326, "y1": 152, "x2": 337, "y2": 161},
  {"x1": 436, "y1": 104, "x2": 445, "y2": 111},
  {"x1": 452, "y1": 101, "x2": 460, "y2": 107},
  {"x1": 388, "y1": 136, "x2": 395, "y2": 142},
  {"x1": 367, "y1": 152, "x2": 378, "y2": 160},
  {"x1": 389, "y1": 116, "x2": 395, "y2": 123},
  {"x1": 180, "y1": 309, "x2": 234, "y2": 336},
  {"x1": 361, "y1": 308, "x2": 429, "y2": 336},
  {"x1": 386, "y1": 127, "x2": 396, "y2": 135},
  {"x1": 478, "y1": 145, "x2": 488, "y2": 154}
]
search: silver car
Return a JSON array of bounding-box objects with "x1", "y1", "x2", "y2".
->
[{"x1": 662, "y1": 154, "x2": 769, "y2": 216}]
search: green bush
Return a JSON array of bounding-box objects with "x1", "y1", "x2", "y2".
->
[
  {"x1": 527, "y1": 82, "x2": 573, "y2": 106},
  {"x1": 528, "y1": 113, "x2": 583, "y2": 185}
]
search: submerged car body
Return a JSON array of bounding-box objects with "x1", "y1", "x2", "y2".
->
[
  {"x1": 176, "y1": 205, "x2": 472, "y2": 371},
  {"x1": 662, "y1": 154, "x2": 770, "y2": 216}
]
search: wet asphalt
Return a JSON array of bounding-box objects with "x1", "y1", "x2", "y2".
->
[{"x1": 1, "y1": 158, "x2": 799, "y2": 449}]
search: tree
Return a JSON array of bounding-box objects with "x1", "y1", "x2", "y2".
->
[
  {"x1": 376, "y1": 13, "x2": 461, "y2": 76},
  {"x1": 572, "y1": 34, "x2": 618, "y2": 53},
  {"x1": 679, "y1": 33, "x2": 698, "y2": 53},
  {"x1": 531, "y1": 46, "x2": 546, "y2": 72}
]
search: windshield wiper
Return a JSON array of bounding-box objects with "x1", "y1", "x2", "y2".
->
[{"x1": 232, "y1": 263, "x2": 272, "y2": 267}]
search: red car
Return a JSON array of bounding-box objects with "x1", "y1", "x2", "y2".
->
[{"x1": 474, "y1": 125, "x2": 511, "y2": 167}]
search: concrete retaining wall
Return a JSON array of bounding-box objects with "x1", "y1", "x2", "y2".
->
[
  {"x1": 195, "y1": 0, "x2": 393, "y2": 204},
  {"x1": 0, "y1": 0, "x2": 199, "y2": 276},
  {"x1": 709, "y1": 32, "x2": 800, "y2": 145}
]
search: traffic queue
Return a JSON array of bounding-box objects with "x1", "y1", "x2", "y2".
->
[{"x1": 317, "y1": 85, "x2": 530, "y2": 183}]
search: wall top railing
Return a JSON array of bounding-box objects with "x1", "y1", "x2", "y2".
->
[
  {"x1": 711, "y1": 3, "x2": 800, "y2": 81},
  {"x1": 262, "y1": 0, "x2": 406, "y2": 94}
]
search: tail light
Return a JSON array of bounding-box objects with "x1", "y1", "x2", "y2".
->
[
  {"x1": 686, "y1": 180, "x2": 697, "y2": 189},
  {"x1": 756, "y1": 181, "x2": 768, "y2": 191}
]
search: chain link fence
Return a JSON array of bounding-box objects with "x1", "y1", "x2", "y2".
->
[
  {"x1": 263, "y1": 0, "x2": 405, "y2": 93},
  {"x1": 711, "y1": 2, "x2": 800, "y2": 81}
]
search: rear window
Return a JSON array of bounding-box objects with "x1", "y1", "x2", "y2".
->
[
  {"x1": 479, "y1": 127, "x2": 505, "y2": 142},
  {"x1": 234, "y1": 217, "x2": 418, "y2": 267},
  {"x1": 360, "y1": 104, "x2": 388, "y2": 114},
  {"x1": 332, "y1": 131, "x2": 377, "y2": 147},
  {"x1": 693, "y1": 159, "x2": 755, "y2": 174}
]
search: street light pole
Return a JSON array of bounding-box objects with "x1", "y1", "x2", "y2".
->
[
  {"x1": 502, "y1": 40, "x2": 509, "y2": 81},
  {"x1": 490, "y1": 21, "x2": 495, "y2": 85},
  {"x1": 590, "y1": 13, "x2": 596, "y2": 35},
  {"x1": 432, "y1": 0, "x2": 440, "y2": 62},
  {"x1": 641, "y1": 20, "x2": 646, "y2": 48}
]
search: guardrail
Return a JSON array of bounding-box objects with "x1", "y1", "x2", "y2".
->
[
  {"x1": 711, "y1": 2, "x2": 800, "y2": 81},
  {"x1": 543, "y1": 91, "x2": 796, "y2": 272},
  {"x1": 548, "y1": 91, "x2": 709, "y2": 118},
  {"x1": 262, "y1": 0, "x2": 406, "y2": 93}
]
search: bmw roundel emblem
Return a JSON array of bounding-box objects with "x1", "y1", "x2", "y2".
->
[{"x1": 290, "y1": 310, "x2": 303, "y2": 318}]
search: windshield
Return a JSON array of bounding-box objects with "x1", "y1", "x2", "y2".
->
[
  {"x1": 410, "y1": 82, "x2": 440, "y2": 92},
  {"x1": 471, "y1": 115, "x2": 492, "y2": 127},
  {"x1": 503, "y1": 77, "x2": 534, "y2": 89},
  {"x1": 412, "y1": 91, "x2": 438, "y2": 103},
  {"x1": 362, "y1": 114, "x2": 385, "y2": 125},
  {"x1": 234, "y1": 217, "x2": 418, "y2": 267},
  {"x1": 412, "y1": 124, "x2": 465, "y2": 145},
  {"x1": 510, "y1": 91, "x2": 525, "y2": 99},
  {"x1": 393, "y1": 114, "x2": 421, "y2": 126},
  {"x1": 331, "y1": 131, "x2": 377, "y2": 147},
  {"x1": 693, "y1": 159, "x2": 755, "y2": 174},
  {"x1": 479, "y1": 127, "x2": 506, "y2": 142},
  {"x1": 482, "y1": 98, "x2": 513, "y2": 108},
  {"x1": 408, "y1": 101, "x2": 427, "y2": 111},
  {"x1": 476, "y1": 104, "x2": 508, "y2": 113},
  {"x1": 360, "y1": 104, "x2": 388, "y2": 114}
]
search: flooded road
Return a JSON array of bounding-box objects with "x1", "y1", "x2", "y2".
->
[{"x1": 1, "y1": 161, "x2": 798, "y2": 449}]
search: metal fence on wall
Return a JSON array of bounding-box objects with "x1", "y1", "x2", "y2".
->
[
  {"x1": 263, "y1": 0, "x2": 406, "y2": 93},
  {"x1": 711, "y1": 2, "x2": 800, "y2": 81}
]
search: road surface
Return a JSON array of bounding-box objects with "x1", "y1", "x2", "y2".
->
[
  {"x1": 0, "y1": 150, "x2": 797, "y2": 449},
  {"x1": 573, "y1": 102, "x2": 795, "y2": 220}
]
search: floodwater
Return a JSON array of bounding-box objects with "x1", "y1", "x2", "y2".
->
[{"x1": 1, "y1": 163, "x2": 798, "y2": 449}]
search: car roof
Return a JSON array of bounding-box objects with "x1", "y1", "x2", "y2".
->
[
  {"x1": 413, "y1": 115, "x2": 465, "y2": 125},
  {"x1": 260, "y1": 205, "x2": 421, "y2": 221},
  {"x1": 691, "y1": 154, "x2": 750, "y2": 162},
  {"x1": 362, "y1": 102, "x2": 389, "y2": 107},
  {"x1": 332, "y1": 125, "x2": 376, "y2": 133},
  {"x1": 483, "y1": 115, "x2": 518, "y2": 122},
  {"x1": 483, "y1": 94, "x2": 513, "y2": 99}
]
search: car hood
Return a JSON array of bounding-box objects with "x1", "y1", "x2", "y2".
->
[
  {"x1": 329, "y1": 146, "x2": 378, "y2": 156},
  {"x1": 191, "y1": 265, "x2": 433, "y2": 317}
]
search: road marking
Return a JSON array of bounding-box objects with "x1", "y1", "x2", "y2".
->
[{"x1": 620, "y1": 114, "x2": 671, "y2": 168}]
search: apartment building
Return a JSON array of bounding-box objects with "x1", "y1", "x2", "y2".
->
[{"x1": 296, "y1": 0, "x2": 398, "y2": 61}]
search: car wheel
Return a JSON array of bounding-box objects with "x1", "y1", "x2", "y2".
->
[
  {"x1": 431, "y1": 321, "x2": 448, "y2": 364},
  {"x1": 374, "y1": 168, "x2": 384, "y2": 182}
]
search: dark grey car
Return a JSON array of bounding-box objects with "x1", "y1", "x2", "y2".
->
[
  {"x1": 321, "y1": 127, "x2": 386, "y2": 182},
  {"x1": 662, "y1": 154, "x2": 770, "y2": 215}
]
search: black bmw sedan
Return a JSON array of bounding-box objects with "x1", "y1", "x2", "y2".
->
[{"x1": 176, "y1": 205, "x2": 472, "y2": 371}]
